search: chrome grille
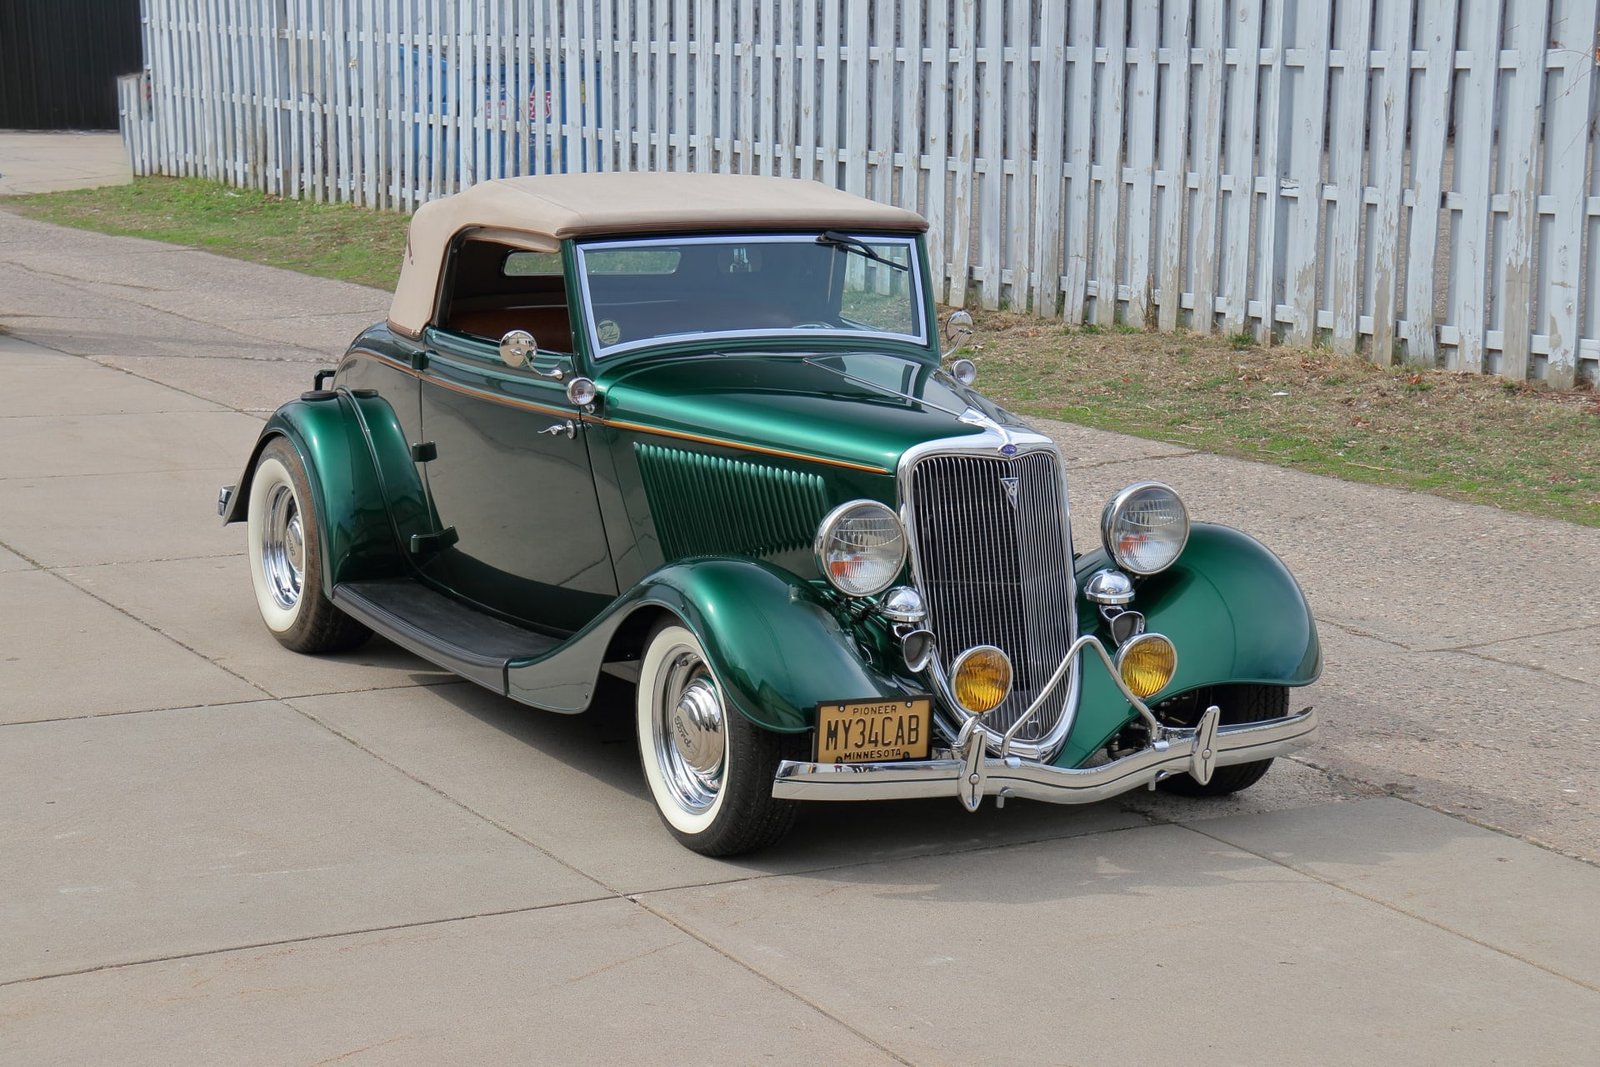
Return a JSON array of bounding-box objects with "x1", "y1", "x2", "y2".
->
[{"x1": 908, "y1": 449, "x2": 1075, "y2": 741}]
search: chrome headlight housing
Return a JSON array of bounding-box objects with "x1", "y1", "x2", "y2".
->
[
  {"x1": 814, "y1": 500, "x2": 907, "y2": 597},
  {"x1": 1101, "y1": 482, "x2": 1189, "y2": 575}
]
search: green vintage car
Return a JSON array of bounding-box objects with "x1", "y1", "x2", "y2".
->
[{"x1": 220, "y1": 173, "x2": 1320, "y2": 855}]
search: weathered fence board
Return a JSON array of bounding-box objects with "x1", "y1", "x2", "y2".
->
[{"x1": 119, "y1": 0, "x2": 1600, "y2": 385}]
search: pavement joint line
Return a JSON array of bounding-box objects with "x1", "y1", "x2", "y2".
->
[
  {"x1": 6, "y1": 338, "x2": 333, "y2": 364},
  {"x1": 0, "y1": 534, "x2": 43, "y2": 568},
  {"x1": 0, "y1": 895, "x2": 620, "y2": 990},
  {"x1": 629, "y1": 815, "x2": 1172, "y2": 903},
  {"x1": 38, "y1": 566, "x2": 274, "y2": 699},
  {"x1": 248, "y1": 675, "x2": 461, "y2": 701},
  {"x1": 1316, "y1": 616, "x2": 1597, "y2": 690},
  {"x1": 0, "y1": 697, "x2": 286, "y2": 729},
  {"x1": 0, "y1": 410, "x2": 233, "y2": 419},
  {"x1": 614, "y1": 813, "x2": 1168, "y2": 899},
  {"x1": 1284, "y1": 750, "x2": 1600, "y2": 870},
  {"x1": 1171, "y1": 815, "x2": 1600, "y2": 994},
  {"x1": 90, "y1": 350, "x2": 332, "y2": 365},
  {"x1": 48, "y1": 552, "x2": 247, "y2": 569},
  {"x1": 3, "y1": 329, "x2": 323, "y2": 416},
  {"x1": 1433, "y1": 624, "x2": 1600, "y2": 653},
  {"x1": 0, "y1": 466, "x2": 242, "y2": 483},
  {"x1": 5, "y1": 260, "x2": 349, "y2": 358},
  {"x1": 12, "y1": 261, "x2": 170, "y2": 292},
  {"x1": 624, "y1": 894, "x2": 920, "y2": 1067},
  {"x1": 1446, "y1": 646, "x2": 1596, "y2": 689},
  {"x1": 288, "y1": 687, "x2": 1172, "y2": 902},
  {"x1": 1315, "y1": 617, "x2": 1415, "y2": 651},
  {"x1": 0, "y1": 685, "x2": 460, "y2": 729},
  {"x1": 281, "y1": 697, "x2": 623, "y2": 898}
]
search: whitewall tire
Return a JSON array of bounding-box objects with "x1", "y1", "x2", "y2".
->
[
  {"x1": 244, "y1": 437, "x2": 370, "y2": 653},
  {"x1": 636, "y1": 621, "x2": 797, "y2": 855}
]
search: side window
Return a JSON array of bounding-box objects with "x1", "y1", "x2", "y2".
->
[
  {"x1": 503, "y1": 251, "x2": 563, "y2": 277},
  {"x1": 439, "y1": 238, "x2": 574, "y2": 354}
]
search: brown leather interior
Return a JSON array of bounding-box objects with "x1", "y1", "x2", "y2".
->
[
  {"x1": 439, "y1": 237, "x2": 574, "y2": 351},
  {"x1": 446, "y1": 306, "x2": 573, "y2": 351}
]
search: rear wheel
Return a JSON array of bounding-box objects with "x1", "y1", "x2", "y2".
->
[
  {"x1": 246, "y1": 437, "x2": 371, "y2": 653},
  {"x1": 1157, "y1": 684, "x2": 1288, "y2": 797},
  {"x1": 636, "y1": 621, "x2": 797, "y2": 856}
]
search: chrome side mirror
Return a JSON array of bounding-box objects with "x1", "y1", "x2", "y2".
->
[
  {"x1": 941, "y1": 309, "x2": 974, "y2": 358},
  {"x1": 499, "y1": 330, "x2": 564, "y2": 380},
  {"x1": 499, "y1": 329, "x2": 536, "y2": 368}
]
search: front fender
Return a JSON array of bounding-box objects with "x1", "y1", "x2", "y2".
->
[
  {"x1": 220, "y1": 394, "x2": 405, "y2": 592},
  {"x1": 507, "y1": 558, "x2": 917, "y2": 732},
  {"x1": 1059, "y1": 522, "x2": 1321, "y2": 767}
]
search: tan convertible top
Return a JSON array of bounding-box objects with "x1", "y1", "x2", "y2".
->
[{"x1": 388, "y1": 172, "x2": 929, "y2": 337}]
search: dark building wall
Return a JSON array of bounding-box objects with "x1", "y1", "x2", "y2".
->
[{"x1": 1, "y1": 0, "x2": 143, "y2": 130}]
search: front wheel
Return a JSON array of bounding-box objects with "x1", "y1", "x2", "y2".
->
[
  {"x1": 636, "y1": 621, "x2": 797, "y2": 856},
  {"x1": 1157, "y1": 684, "x2": 1288, "y2": 797},
  {"x1": 245, "y1": 436, "x2": 371, "y2": 654}
]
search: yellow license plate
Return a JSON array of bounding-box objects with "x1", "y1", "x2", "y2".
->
[{"x1": 815, "y1": 698, "x2": 933, "y2": 764}]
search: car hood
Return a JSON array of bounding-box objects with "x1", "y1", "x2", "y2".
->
[{"x1": 595, "y1": 351, "x2": 1034, "y2": 474}]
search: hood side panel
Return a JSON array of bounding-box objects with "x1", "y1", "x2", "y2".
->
[{"x1": 635, "y1": 443, "x2": 830, "y2": 563}]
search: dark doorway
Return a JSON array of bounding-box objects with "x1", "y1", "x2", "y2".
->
[{"x1": 0, "y1": 0, "x2": 143, "y2": 130}]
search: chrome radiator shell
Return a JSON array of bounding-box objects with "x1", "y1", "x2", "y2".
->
[{"x1": 898, "y1": 432, "x2": 1080, "y2": 760}]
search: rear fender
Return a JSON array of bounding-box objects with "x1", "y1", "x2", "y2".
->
[
  {"x1": 1059, "y1": 522, "x2": 1322, "y2": 767},
  {"x1": 220, "y1": 393, "x2": 407, "y2": 592},
  {"x1": 507, "y1": 558, "x2": 917, "y2": 732}
]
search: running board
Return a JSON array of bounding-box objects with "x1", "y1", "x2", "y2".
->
[{"x1": 333, "y1": 578, "x2": 560, "y2": 692}]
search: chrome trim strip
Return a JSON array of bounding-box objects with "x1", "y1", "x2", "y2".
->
[
  {"x1": 771, "y1": 707, "x2": 1318, "y2": 805},
  {"x1": 896, "y1": 431, "x2": 1081, "y2": 762},
  {"x1": 595, "y1": 418, "x2": 893, "y2": 474}
]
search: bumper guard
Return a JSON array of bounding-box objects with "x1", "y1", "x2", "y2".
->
[
  {"x1": 772, "y1": 633, "x2": 1318, "y2": 811},
  {"x1": 772, "y1": 705, "x2": 1316, "y2": 809}
]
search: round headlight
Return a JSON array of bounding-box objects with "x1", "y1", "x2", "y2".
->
[
  {"x1": 814, "y1": 500, "x2": 907, "y2": 597},
  {"x1": 1100, "y1": 482, "x2": 1189, "y2": 575},
  {"x1": 1117, "y1": 633, "x2": 1177, "y2": 699},
  {"x1": 951, "y1": 645, "x2": 1013, "y2": 714}
]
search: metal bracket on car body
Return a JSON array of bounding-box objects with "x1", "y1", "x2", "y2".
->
[
  {"x1": 956, "y1": 718, "x2": 986, "y2": 812},
  {"x1": 930, "y1": 632, "x2": 1169, "y2": 763},
  {"x1": 1189, "y1": 705, "x2": 1221, "y2": 785}
]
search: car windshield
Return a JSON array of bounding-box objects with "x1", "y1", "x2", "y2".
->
[{"x1": 575, "y1": 233, "x2": 926, "y2": 357}]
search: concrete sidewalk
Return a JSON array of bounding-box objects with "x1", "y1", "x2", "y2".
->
[
  {"x1": 0, "y1": 132, "x2": 131, "y2": 196},
  {"x1": 1, "y1": 207, "x2": 1597, "y2": 1065}
]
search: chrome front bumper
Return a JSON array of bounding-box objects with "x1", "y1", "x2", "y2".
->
[{"x1": 772, "y1": 705, "x2": 1318, "y2": 810}]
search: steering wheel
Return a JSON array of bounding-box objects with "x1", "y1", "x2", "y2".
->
[{"x1": 793, "y1": 321, "x2": 837, "y2": 330}]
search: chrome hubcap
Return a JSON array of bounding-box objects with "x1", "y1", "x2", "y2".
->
[
  {"x1": 652, "y1": 647, "x2": 726, "y2": 814},
  {"x1": 261, "y1": 482, "x2": 303, "y2": 611}
]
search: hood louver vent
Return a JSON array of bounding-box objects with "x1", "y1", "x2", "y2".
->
[{"x1": 636, "y1": 443, "x2": 829, "y2": 561}]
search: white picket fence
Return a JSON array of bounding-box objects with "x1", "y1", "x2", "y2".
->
[{"x1": 119, "y1": 0, "x2": 1600, "y2": 386}]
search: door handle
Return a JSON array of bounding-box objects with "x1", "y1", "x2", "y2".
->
[{"x1": 540, "y1": 420, "x2": 577, "y2": 439}]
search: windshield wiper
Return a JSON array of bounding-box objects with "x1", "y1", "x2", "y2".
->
[{"x1": 816, "y1": 231, "x2": 909, "y2": 272}]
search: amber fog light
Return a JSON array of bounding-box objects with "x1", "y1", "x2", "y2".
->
[
  {"x1": 1116, "y1": 633, "x2": 1177, "y2": 699},
  {"x1": 951, "y1": 645, "x2": 1013, "y2": 714}
]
